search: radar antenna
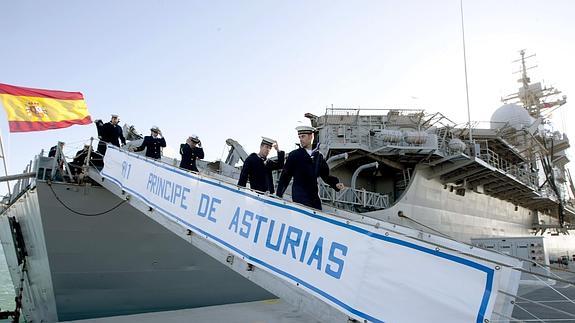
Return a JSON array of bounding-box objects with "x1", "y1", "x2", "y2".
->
[{"x1": 502, "y1": 50, "x2": 567, "y2": 118}]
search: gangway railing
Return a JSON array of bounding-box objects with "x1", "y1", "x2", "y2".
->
[
  {"x1": 319, "y1": 183, "x2": 389, "y2": 210},
  {"x1": 90, "y1": 145, "x2": 523, "y2": 323}
]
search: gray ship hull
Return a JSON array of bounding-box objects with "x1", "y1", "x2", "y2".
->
[
  {"x1": 362, "y1": 167, "x2": 575, "y2": 259},
  {"x1": 0, "y1": 181, "x2": 273, "y2": 322}
]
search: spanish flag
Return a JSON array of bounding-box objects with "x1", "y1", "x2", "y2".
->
[{"x1": 0, "y1": 83, "x2": 92, "y2": 133}]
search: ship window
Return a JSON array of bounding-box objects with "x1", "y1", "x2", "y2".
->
[
  {"x1": 44, "y1": 169, "x2": 52, "y2": 180},
  {"x1": 37, "y1": 168, "x2": 45, "y2": 179},
  {"x1": 455, "y1": 188, "x2": 465, "y2": 196}
]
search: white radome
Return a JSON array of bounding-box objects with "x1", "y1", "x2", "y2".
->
[{"x1": 490, "y1": 103, "x2": 534, "y2": 130}]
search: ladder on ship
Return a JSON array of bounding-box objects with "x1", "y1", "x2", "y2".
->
[{"x1": 86, "y1": 145, "x2": 523, "y2": 323}]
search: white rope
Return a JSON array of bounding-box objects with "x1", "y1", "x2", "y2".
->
[
  {"x1": 499, "y1": 290, "x2": 575, "y2": 319},
  {"x1": 531, "y1": 261, "x2": 575, "y2": 281},
  {"x1": 512, "y1": 302, "x2": 546, "y2": 322},
  {"x1": 61, "y1": 137, "x2": 93, "y2": 146},
  {"x1": 516, "y1": 300, "x2": 575, "y2": 304},
  {"x1": 531, "y1": 272, "x2": 575, "y2": 306}
]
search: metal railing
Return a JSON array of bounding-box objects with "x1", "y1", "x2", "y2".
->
[
  {"x1": 319, "y1": 183, "x2": 389, "y2": 210},
  {"x1": 478, "y1": 146, "x2": 539, "y2": 188}
]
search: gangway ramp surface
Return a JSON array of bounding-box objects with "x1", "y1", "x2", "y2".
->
[{"x1": 91, "y1": 145, "x2": 522, "y2": 323}]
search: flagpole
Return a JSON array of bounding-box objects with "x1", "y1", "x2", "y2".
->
[{"x1": 0, "y1": 132, "x2": 11, "y2": 197}]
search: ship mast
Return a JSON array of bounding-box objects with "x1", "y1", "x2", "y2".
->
[
  {"x1": 503, "y1": 49, "x2": 567, "y2": 118},
  {"x1": 502, "y1": 50, "x2": 571, "y2": 227}
]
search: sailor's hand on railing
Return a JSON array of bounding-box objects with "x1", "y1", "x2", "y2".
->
[{"x1": 336, "y1": 183, "x2": 345, "y2": 190}]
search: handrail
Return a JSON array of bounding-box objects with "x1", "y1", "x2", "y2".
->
[{"x1": 319, "y1": 183, "x2": 389, "y2": 210}]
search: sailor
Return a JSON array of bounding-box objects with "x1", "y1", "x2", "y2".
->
[
  {"x1": 48, "y1": 142, "x2": 65, "y2": 158},
  {"x1": 95, "y1": 114, "x2": 126, "y2": 156},
  {"x1": 179, "y1": 134, "x2": 204, "y2": 172},
  {"x1": 238, "y1": 137, "x2": 285, "y2": 193},
  {"x1": 70, "y1": 144, "x2": 91, "y2": 176},
  {"x1": 276, "y1": 125, "x2": 344, "y2": 210},
  {"x1": 133, "y1": 126, "x2": 166, "y2": 159},
  {"x1": 47, "y1": 142, "x2": 66, "y2": 180},
  {"x1": 48, "y1": 144, "x2": 59, "y2": 157}
]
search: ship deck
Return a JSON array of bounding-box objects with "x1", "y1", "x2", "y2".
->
[
  {"x1": 430, "y1": 153, "x2": 567, "y2": 215},
  {"x1": 510, "y1": 270, "x2": 575, "y2": 322},
  {"x1": 62, "y1": 299, "x2": 320, "y2": 323},
  {"x1": 58, "y1": 271, "x2": 575, "y2": 323}
]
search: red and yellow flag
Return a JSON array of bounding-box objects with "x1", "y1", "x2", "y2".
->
[{"x1": 0, "y1": 83, "x2": 92, "y2": 132}]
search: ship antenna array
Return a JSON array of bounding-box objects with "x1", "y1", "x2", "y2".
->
[
  {"x1": 506, "y1": 49, "x2": 567, "y2": 118},
  {"x1": 515, "y1": 50, "x2": 540, "y2": 115},
  {"x1": 514, "y1": 49, "x2": 537, "y2": 86}
]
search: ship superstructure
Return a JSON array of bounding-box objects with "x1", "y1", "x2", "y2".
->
[{"x1": 299, "y1": 51, "x2": 575, "y2": 259}]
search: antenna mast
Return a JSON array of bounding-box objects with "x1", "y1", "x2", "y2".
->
[{"x1": 460, "y1": 0, "x2": 472, "y2": 142}]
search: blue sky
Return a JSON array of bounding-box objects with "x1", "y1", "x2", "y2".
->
[{"x1": 0, "y1": 0, "x2": 574, "y2": 195}]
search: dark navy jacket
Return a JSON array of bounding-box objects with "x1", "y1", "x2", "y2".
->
[
  {"x1": 70, "y1": 148, "x2": 89, "y2": 175},
  {"x1": 179, "y1": 144, "x2": 204, "y2": 172},
  {"x1": 237, "y1": 151, "x2": 285, "y2": 193},
  {"x1": 276, "y1": 148, "x2": 340, "y2": 210},
  {"x1": 98, "y1": 122, "x2": 126, "y2": 147},
  {"x1": 135, "y1": 136, "x2": 166, "y2": 159}
]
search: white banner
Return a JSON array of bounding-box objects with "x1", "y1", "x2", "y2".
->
[{"x1": 102, "y1": 146, "x2": 504, "y2": 323}]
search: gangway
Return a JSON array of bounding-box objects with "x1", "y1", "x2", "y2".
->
[{"x1": 90, "y1": 145, "x2": 523, "y2": 323}]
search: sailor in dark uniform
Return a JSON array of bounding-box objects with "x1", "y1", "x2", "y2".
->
[
  {"x1": 133, "y1": 126, "x2": 166, "y2": 159},
  {"x1": 179, "y1": 134, "x2": 204, "y2": 172},
  {"x1": 95, "y1": 114, "x2": 126, "y2": 157},
  {"x1": 46, "y1": 142, "x2": 66, "y2": 179},
  {"x1": 276, "y1": 125, "x2": 344, "y2": 210},
  {"x1": 48, "y1": 145, "x2": 58, "y2": 157},
  {"x1": 238, "y1": 137, "x2": 285, "y2": 193},
  {"x1": 70, "y1": 144, "x2": 91, "y2": 176}
]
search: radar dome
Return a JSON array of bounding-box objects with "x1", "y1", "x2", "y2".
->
[{"x1": 490, "y1": 103, "x2": 534, "y2": 130}]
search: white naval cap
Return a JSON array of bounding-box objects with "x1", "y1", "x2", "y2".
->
[
  {"x1": 261, "y1": 136, "x2": 276, "y2": 146},
  {"x1": 111, "y1": 114, "x2": 119, "y2": 118},
  {"x1": 190, "y1": 134, "x2": 200, "y2": 143},
  {"x1": 296, "y1": 125, "x2": 315, "y2": 135},
  {"x1": 150, "y1": 126, "x2": 161, "y2": 133}
]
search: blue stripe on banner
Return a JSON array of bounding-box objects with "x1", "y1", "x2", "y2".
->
[{"x1": 102, "y1": 145, "x2": 495, "y2": 323}]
